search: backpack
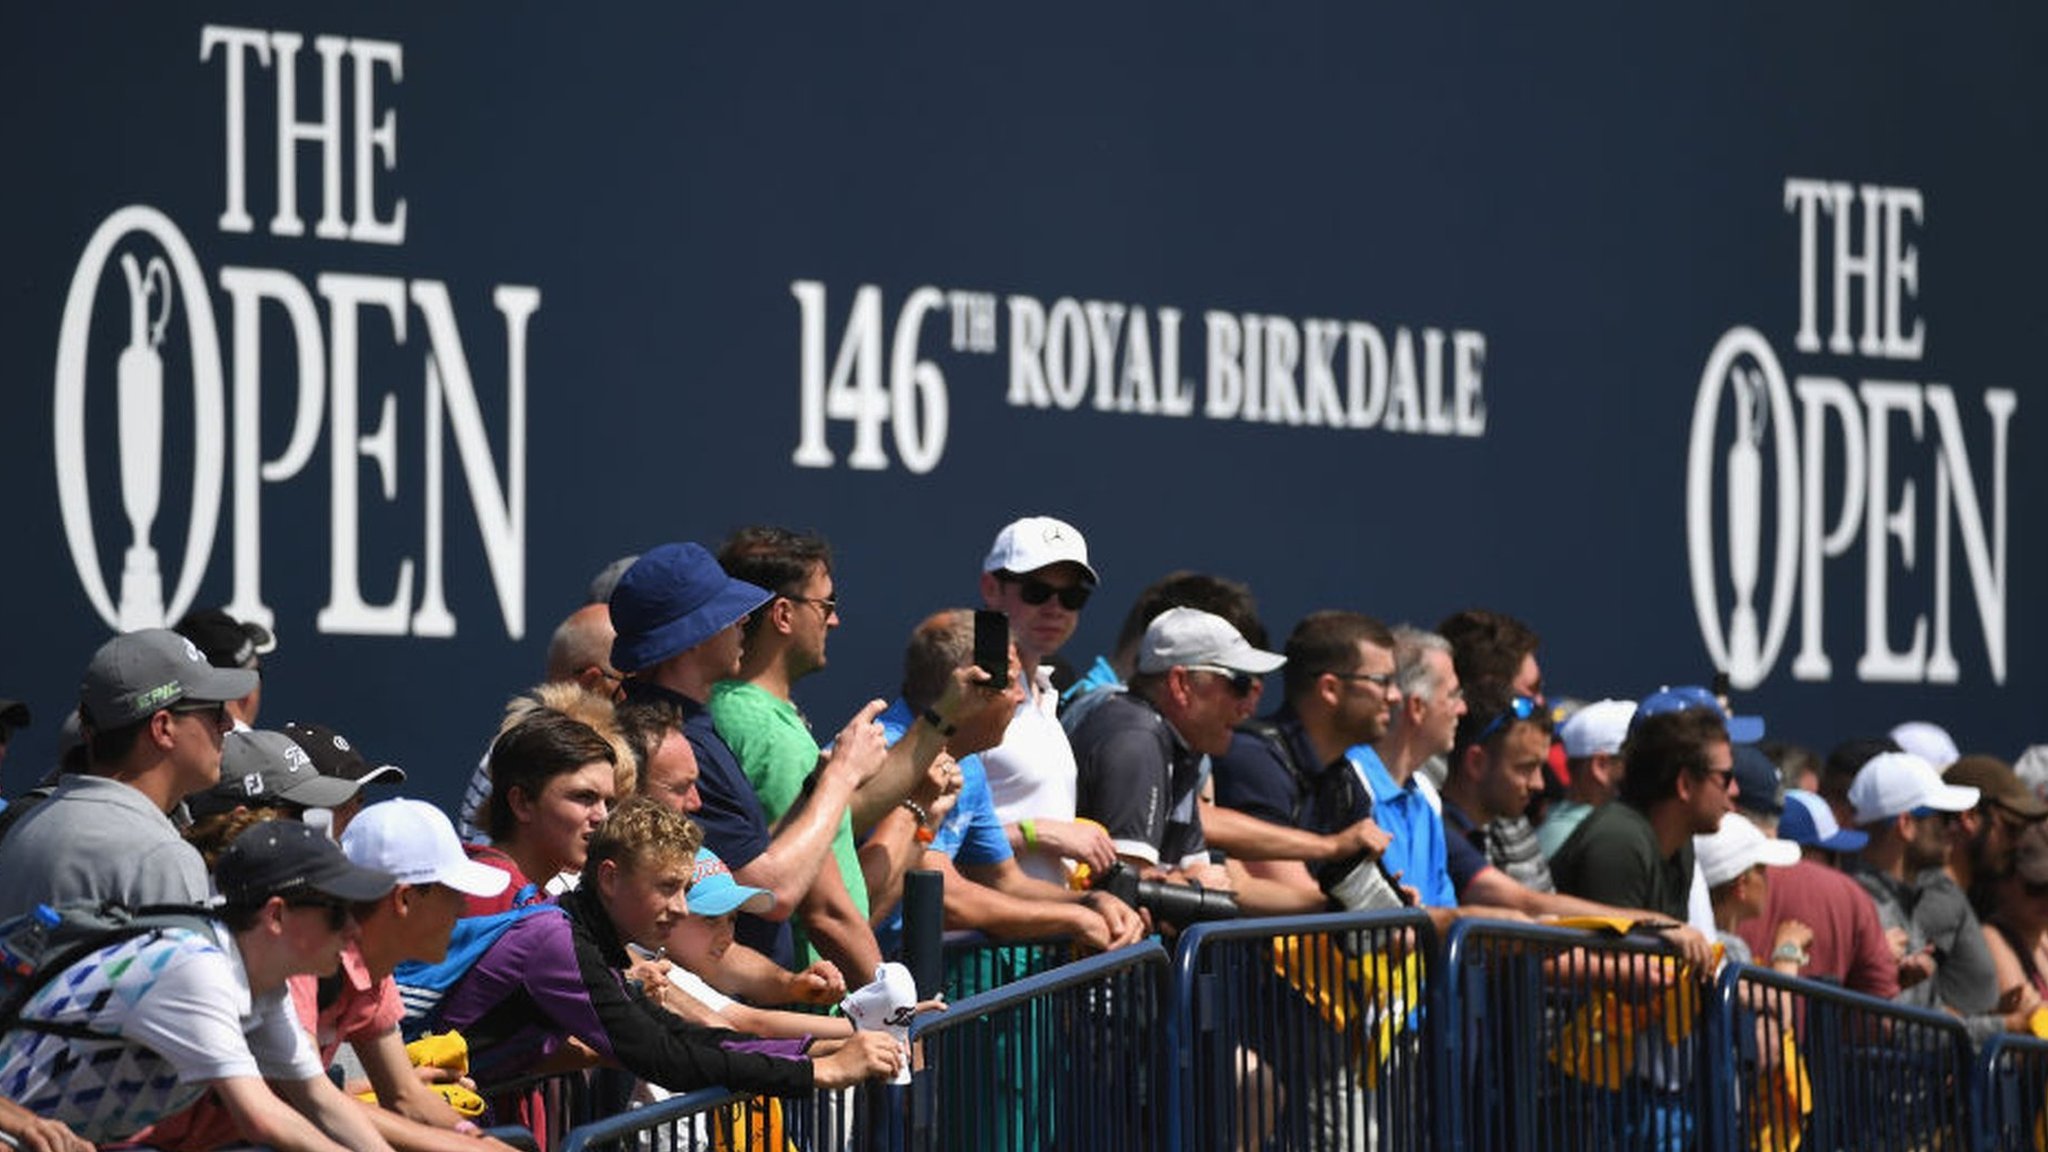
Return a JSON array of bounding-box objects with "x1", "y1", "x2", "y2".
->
[
  {"x1": 1235, "y1": 720, "x2": 1406, "y2": 911},
  {"x1": 393, "y1": 882, "x2": 560, "y2": 1040},
  {"x1": 0, "y1": 900, "x2": 221, "y2": 1039}
]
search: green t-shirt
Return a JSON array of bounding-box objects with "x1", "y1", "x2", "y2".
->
[{"x1": 708, "y1": 681, "x2": 869, "y2": 962}]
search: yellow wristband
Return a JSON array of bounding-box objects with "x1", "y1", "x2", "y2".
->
[{"x1": 1020, "y1": 819, "x2": 1038, "y2": 847}]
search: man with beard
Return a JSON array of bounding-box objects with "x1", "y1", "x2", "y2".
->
[
  {"x1": 1943, "y1": 754, "x2": 2048, "y2": 904},
  {"x1": 1211, "y1": 611, "x2": 1398, "y2": 910},
  {"x1": 1551, "y1": 704, "x2": 1738, "y2": 926},
  {"x1": 1846, "y1": 752, "x2": 1998, "y2": 1015}
]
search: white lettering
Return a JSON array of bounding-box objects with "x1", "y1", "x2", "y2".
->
[
  {"x1": 1204, "y1": 311, "x2": 1242, "y2": 419},
  {"x1": 315, "y1": 273, "x2": 412, "y2": 634},
  {"x1": 1853, "y1": 380, "x2": 1925, "y2": 681}
]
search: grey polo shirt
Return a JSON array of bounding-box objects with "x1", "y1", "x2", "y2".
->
[{"x1": 0, "y1": 775, "x2": 212, "y2": 919}]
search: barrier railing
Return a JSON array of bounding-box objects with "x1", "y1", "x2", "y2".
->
[
  {"x1": 478, "y1": 1067, "x2": 627, "y2": 1152},
  {"x1": 1718, "y1": 961, "x2": 1974, "y2": 1152},
  {"x1": 1975, "y1": 1034, "x2": 2048, "y2": 1152},
  {"x1": 534, "y1": 916, "x2": 2031, "y2": 1152},
  {"x1": 555, "y1": 1086, "x2": 746, "y2": 1152},
  {"x1": 1437, "y1": 919, "x2": 1730, "y2": 1152},
  {"x1": 1169, "y1": 909, "x2": 1437, "y2": 1152},
  {"x1": 908, "y1": 936, "x2": 1172, "y2": 1151},
  {"x1": 940, "y1": 931, "x2": 1074, "y2": 1002}
]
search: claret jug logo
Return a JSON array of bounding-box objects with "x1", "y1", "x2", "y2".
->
[
  {"x1": 1688, "y1": 179, "x2": 2014, "y2": 690},
  {"x1": 55, "y1": 26, "x2": 539, "y2": 641}
]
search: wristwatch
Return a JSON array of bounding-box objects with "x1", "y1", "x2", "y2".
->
[{"x1": 1771, "y1": 941, "x2": 1810, "y2": 967}]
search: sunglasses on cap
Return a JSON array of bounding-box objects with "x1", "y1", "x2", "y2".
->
[
  {"x1": 1185, "y1": 665, "x2": 1257, "y2": 696},
  {"x1": 1474, "y1": 695, "x2": 1541, "y2": 745},
  {"x1": 1004, "y1": 575, "x2": 1092, "y2": 611}
]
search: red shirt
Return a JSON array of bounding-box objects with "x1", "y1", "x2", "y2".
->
[
  {"x1": 1739, "y1": 856, "x2": 1900, "y2": 999},
  {"x1": 464, "y1": 843, "x2": 541, "y2": 916}
]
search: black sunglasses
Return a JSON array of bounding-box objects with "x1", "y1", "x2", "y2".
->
[
  {"x1": 1474, "y1": 695, "x2": 1540, "y2": 744},
  {"x1": 168, "y1": 700, "x2": 229, "y2": 725},
  {"x1": 1186, "y1": 665, "x2": 1257, "y2": 696},
  {"x1": 1007, "y1": 576, "x2": 1091, "y2": 611},
  {"x1": 285, "y1": 895, "x2": 352, "y2": 931}
]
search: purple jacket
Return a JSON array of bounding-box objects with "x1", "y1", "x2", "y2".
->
[{"x1": 438, "y1": 885, "x2": 815, "y2": 1094}]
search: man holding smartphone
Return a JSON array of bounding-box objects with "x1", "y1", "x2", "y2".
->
[{"x1": 976, "y1": 516, "x2": 1120, "y2": 886}]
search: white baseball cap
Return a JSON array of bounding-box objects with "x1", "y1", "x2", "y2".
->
[
  {"x1": 1889, "y1": 721, "x2": 1960, "y2": 771},
  {"x1": 982, "y1": 516, "x2": 1098, "y2": 583},
  {"x1": 1136, "y1": 607, "x2": 1285, "y2": 675},
  {"x1": 1695, "y1": 812, "x2": 1801, "y2": 888},
  {"x1": 1848, "y1": 752, "x2": 1980, "y2": 827},
  {"x1": 341, "y1": 798, "x2": 512, "y2": 898},
  {"x1": 1558, "y1": 699, "x2": 1636, "y2": 759}
]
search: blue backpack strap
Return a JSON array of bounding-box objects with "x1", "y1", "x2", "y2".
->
[{"x1": 394, "y1": 901, "x2": 559, "y2": 1039}]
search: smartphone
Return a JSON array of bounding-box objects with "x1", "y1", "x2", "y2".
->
[{"x1": 972, "y1": 609, "x2": 1010, "y2": 690}]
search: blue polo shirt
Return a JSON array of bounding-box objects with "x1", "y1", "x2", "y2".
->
[
  {"x1": 873, "y1": 699, "x2": 1014, "y2": 955},
  {"x1": 1350, "y1": 745, "x2": 1457, "y2": 908}
]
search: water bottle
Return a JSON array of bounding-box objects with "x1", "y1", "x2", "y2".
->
[{"x1": 0, "y1": 904, "x2": 62, "y2": 980}]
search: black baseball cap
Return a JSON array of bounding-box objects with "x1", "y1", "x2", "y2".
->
[
  {"x1": 175, "y1": 608, "x2": 276, "y2": 671},
  {"x1": 282, "y1": 721, "x2": 407, "y2": 786},
  {"x1": 218, "y1": 819, "x2": 395, "y2": 907}
]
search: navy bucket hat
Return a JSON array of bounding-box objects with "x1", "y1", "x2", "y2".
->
[{"x1": 608, "y1": 543, "x2": 773, "y2": 673}]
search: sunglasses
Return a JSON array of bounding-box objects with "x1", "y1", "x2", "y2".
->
[
  {"x1": 1006, "y1": 576, "x2": 1091, "y2": 611},
  {"x1": 168, "y1": 700, "x2": 229, "y2": 726},
  {"x1": 1697, "y1": 766, "x2": 1737, "y2": 790},
  {"x1": 285, "y1": 896, "x2": 352, "y2": 932},
  {"x1": 1474, "y1": 695, "x2": 1540, "y2": 744},
  {"x1": 1185, "y1": 665, "x2": 1257, "y2": 696}
]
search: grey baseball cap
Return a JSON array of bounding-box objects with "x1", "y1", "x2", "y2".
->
[
  {"x1": 187, "y1": 729, "x2": 364, "y2": 818},
  {"x1": 79, "y1": 629, "x2": 259, "y2": 728}
]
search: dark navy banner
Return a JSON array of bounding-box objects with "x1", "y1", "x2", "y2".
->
[{"x1": 4, "y1": 4, "x2": 2040, "y2": 807}]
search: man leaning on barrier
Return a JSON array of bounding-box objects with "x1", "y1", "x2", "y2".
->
[
  {"x1": 1211, "y1": 610, "x2": 1398, "y2": 912},
  {"x1": 861, "y1": 609, "x2": 1143, "y2": 956},
  {"x1": 1071, "y1": 608, "x2": 1280, "y2": 905}
]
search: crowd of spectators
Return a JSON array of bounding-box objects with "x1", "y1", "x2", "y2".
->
[{"x1": 0, "y1": 513, "x2": 2042, "y2": 1149}]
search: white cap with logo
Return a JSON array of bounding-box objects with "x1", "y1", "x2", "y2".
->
[
  {"x1": 341, "y1": 798, "x2": 512, "y2": 898},
  {"x1": 1848, "y1": 751, "x2": 1980, "y2": 827},
  {"x1": 982, "y1": 516, "x2": 1098, "y2": 583}
]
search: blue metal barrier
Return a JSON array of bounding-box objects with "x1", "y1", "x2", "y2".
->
[
  {"x1": 940, "y1": 930, "x2": 1075, "y2": 1002},
  {"x1": 1715, "y1": 961, "x2": 1974, "y2": 1152},
  {"x1": 909, "y1": 937, "x2": 1172, "y2": 1151},
  {"x1": 1169, "y1": 909, "x2": 1438, "y2": 1152},
  {"x1": 478, "y1": 1067, "x2": 630, "y2": 1151},
  {"x1": 1437, "y1": 919, "x2": 1729, "y2": 1152},
  {"x1": 1975, "y1": 1034, "x2": 2048, "y2": 1152},
  {"x1": 555, "y1": 1086, "x2": 747, "y2": 1152}
]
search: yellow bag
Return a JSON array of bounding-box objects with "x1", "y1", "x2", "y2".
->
[
  {"x1": 713, "y1": 1095, "x2": 795, "y2": 1152},
  {"x1": 1748, "y1": 1027, "x2": 1811, "y2": 1152},
  {"x1": 354, "y1": 1030, "x2": 486, "y2": 1118},
  {"x1": 1269, "y1": 937, "x2": 1423, "y2": 1089},
  {"x1": 405, "y1": 1030, "x2": 471, "y2": 1075},
  {"x1": 1547, "y1": 991, "x2": 1640, "y2": 1091}
]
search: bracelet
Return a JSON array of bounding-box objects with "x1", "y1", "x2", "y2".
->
[
  {"x1": 1020, "y1": 819, "x2": 1038, "y2": 847},
  {"x1": 915, "y1": 825, "x2": 936, "y2": 845},
  {"x1": 900, "y1": 797, "x2": 930, "y2": 826},
  {"x1": 921, "y1": 707, "x2": 956, "y2": 736},
  {"x1": 1771, "y1": 942, "x2": 1809, "y2": 967}
]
